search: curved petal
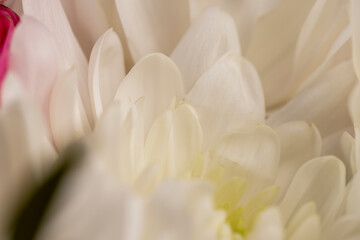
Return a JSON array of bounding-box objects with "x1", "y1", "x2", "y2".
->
[
  {"x1": 92, "y1": 99, "x2": 144, "y2": 184},
  {"x1": 324, "y1": 215, "x2": 360, "y2": 240},
  {"x1": 186, "y1": 53, "x2": 265, "y2": 146},
  {"x1": 22, "y1": 0, "x2": 92, "y2": 125},
  {"x1": 280, "y1": 156, "x2": 346, "y2": 226},
  {"x1": 274, "y1": 121, "x2": 322, "y2": 200},
  {"x1": 189, "y1": 0, "x2": 280, "y2": 52},
  {"x1": 114, "y1": 53, "x2": 184, "y2": 133},
  {"x1": 350, "y1": 0, "x2": 360, "y2": 80},
  {"x1": 145, "y1": 104, "x2": 203, "y2": 178},
  {"x1": 9, "y1": 16, "x2": 59, "y2": 121},
  {"x1": 88, "y1": 28, "x2": 125, "y2": 120},
  {"x1": 171, "y1": 7, "x2": 240, "y2": 92},
  {"x1": 50, "y1": 68, "x2": 91, "y2": 151},
  {"x1": 345, "y1": 173, "x2": 360, "y2": 215},
  {"x1": 210, "y1": 124, "x2": 280, "y2": 181},
  {"x1": 60, "y1": 0, "x2": 109, "y2": 58},
  {"x1": 248, "y1": 207, "x2": 284, "y2": 240},
  {"x1": 245, "y1": 0, "x2": 317, "y2": 107},
  {"x1": 268, "y1": 60, "x2": 356, "y2": 137},
  {"x1": 115, "y1": 0, "x2": 190, "y2": 62},
  {"x1": 0, "y1": 99, "x2": 56, "y2": 226}
]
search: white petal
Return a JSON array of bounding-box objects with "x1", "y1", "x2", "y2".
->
[
  {"x1": 0, "y1": 99, "x2": 56, "y2": 222},
  {"x1": 115, "y1": 0, "x2": 190, "y2": 62},
  {"x1": 22, "y1": 0, "x2": 92, "y2": 125},
  {"x1": 144, "y1": 180, "x2": 224, "y2": 240},
  {"x1": 189, "y1": 0, "x2": 280, "y2": 52},
  {"x1": 9, "y1": 17, "x2": 59, "y2": 121},
  {"x1": 186, "y1": 53, "x2": 265, "y2": 146},
  {"x1": 286, "y1": 202, "x2": 317, "y2": 236},
  {"x1": 268, "y1": 60, "x2": 356, "y2": 137},
  {"x1": 93, "y1": 99, "x2": 144, "y2": 184},
  {"x1": 275, "y1": 121, "x2": 322, "y2": 201},
  {"x1": 322, "y1": 129, "x2": 355, "y2": 181},
  {"x1": 245, "y1": 0, "x2": 317, "y2": 107},
  {"x1": 50, "y1": 68, "x2": 91, "y2": 150},
  {"x1": 114, "y1": 53, "x2": 184, "y2": 133},
  {"x1": 145, "y1": 104, "x2": 203, "y2": 178},
  {"x1": 293, "y1": 0, "x2": 349, "y2": 83},
  {"x1": 60, "y1": 0, "x2": 109, "y2": 58},
  {"x1": 171, "y1": 7, "x2": 240, "y2": 92},
  {"x1": 350, "y1": 0, "x2": 360, "y2": 80},
  {"x1": 349, "y1": 84, "x2": 360, "y2": 174},
  {"x1": 280, "y1": 156, "x2": 346, "y2": 226},
  {"x1": 288, "y1": 215, "x2": 320, "y2": 240},
  {"x1": 324, "y1": 215, "x2": 360, "y2": 240},
  {"x1": 248, "y1": 207, "x2": 284, "y2": 240},
  {"x1": 88, "y1": 28, "x2": 125, "y2": 120},
  {"x1": 210, "y1": 124, "x2": 280, "y2": 181},
  {"x1": 346, "y1": 173, "x2": 360, "y2": 215},
  {"x1": 37, "y1": 161, "x2": 143, "y2": 240}
]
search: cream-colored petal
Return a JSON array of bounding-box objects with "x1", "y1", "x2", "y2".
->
[
  {"x1": 248, "y1": 207, "x2": 284, "y2": 240},
  {"x1": 275, "y1": 121, "x2": 322, "y2": 201},
  {"x1": 189, "y1": 0, "x2": 280, "y2": 52},
  {"x1": 115, "y1": 0, "x2": 190, "y2": 62},
  {"x1": 322, "y1": 129, "x2": 355, "y2": 181},
  {"x1": 9, "y1": 17, "x2": 59, "y2": 121},
  {"x1": 187, "y1": 53, "x2": 265, "y2": 146},
  {"x1": 245, "y1": 0, "x2": 316, "y2": 107},
  {"x1": 50, "y1": 68, "x2": 91, "y2": 151},
  {"x1": 210, "y1": 124, "x2": 280, "y2": 181},
  {"x1": 286, "y1": 202, "x2": 317, "y2": 236},
  {"x1": 288, "y1": 215, "x2": 320, "y2": 240},
  {"x1": 324, "y1": 215, "x2": 360, "y2": 240},
  {"x1": 143, "y1": 180, "x2": 224, "y2": 240},
  {"x1": 280, "y1": 156, "x2": 346, "y2": 226},
  {"x1": 37, "y1": 161, "x2": 143, "y2": 240},
  {"x1": 88, "y1": 29, "x2": 125, "y2": 120},
  {"x1": 60, "y1": 0, "x2": 109, "y2": 58},
  {"x1": 345, "y1": 173, "x2": 360, "y2": 215},
  {"x1": 293, "y1": 0, "x2": 349, "y2": 84},
  {"x1": 22, "y1": 0, "x2": 92, "y2": 125},
  {"x1": 0, "y1": 99, "x2": 56, "y2": 229},
  {"x1": 171, "y1": 7, "x2": 240, "y2": 92},
  {"x1": 268, "y1": 60, "x2": 356, "y2": 137},
  {"x1": 349, "y1": 84, "x2": 360, "y2": 175},
  {"x1": 350, "y1": 0, "x2": 360, "y2": 80},
  {"x1": 92, "y1": 99, "x2": 144, "y2": 184},
  {"x1": 145, "y1": 104, "x2": 203, "y2": 178},
  {"x1": 114, "y1": 53, "x2": 184, "y2": 133}
]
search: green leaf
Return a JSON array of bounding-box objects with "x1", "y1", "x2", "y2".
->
[{"x1": 8, "y1": 142, "x2": 85, "y2": 240}]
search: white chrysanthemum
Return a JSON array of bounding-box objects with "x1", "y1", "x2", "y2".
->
[{"x1": 1, "y1": 0, "x2": 360, "y2": 240}]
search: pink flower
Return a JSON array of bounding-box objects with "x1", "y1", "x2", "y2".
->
[{"x1": 0, "y1": 4, "x2": 19, "y2": 98}]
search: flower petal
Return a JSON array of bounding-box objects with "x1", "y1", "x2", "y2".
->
[
  {"x1": 114, "y1": 53, "x2": 184, "y2": 133},
  {"x1": 8, "y1": 16, "x2": 59, "y2": 121},
  {"x1": 274, "y1": 121, "x2": 322, "y2": 200},
  {"x1": 22, "y1": 0, "x2": 92, "y2": 124},
  {"x1": 248, "y1": 207, "x2": 284, "y2": 240},
  {"x1": 210, "y1": 124, "x2": 280, "y2": 181},
  {"x1": 324, "y1": 215, "x2": 360, "y2": 240},
  {"x1": 115, "y1": 0, "x2": 190, "y2": 62},
  {"x1": 280, "y1": 156, "x2": 346, "y2": 226},
  {"x1": 88, "y1": 28, "x2": 125, "y2": 121},
  {"x1": 186, "y1": 53, "x2": 265, "y2": 146},
  {"x1": 60, "y1": 0, "x2": 109, "y2": 58},
  {"x1": 50, "y1": 68, "x2": 91, "y2": 150},
  {"x1": 345, "y1": 173, "x2": 360, "y2": 215},
  {"x1": 350, "y1": 0, "x2": 360, "y2": 80},
  {"x1": 145, "y1": 104, "x2": 203, "y2": 178},
  {"x1": 92, "y1": 99, "x2": 144, "y2": 184},
  {"x1": 171, "y1": 7, "x2": 240, "y2": 92},
  {"x1": 268, "y1": 60, "x2": 356, "y2": 137},
  {"x1": 245, "y1": 0, "x2": 317, "y2": 107}
]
